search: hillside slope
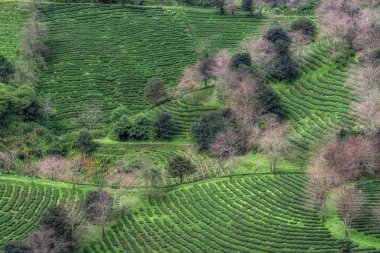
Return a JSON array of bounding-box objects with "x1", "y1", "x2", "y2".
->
[
  {"x1": 81, "y1": 174, "x2": 380, "y2": 253},
  {"x1": 39, "y1": 4, "x2": 266, "y2": 131}
]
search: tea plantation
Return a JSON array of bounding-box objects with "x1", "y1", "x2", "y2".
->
[
  {"x1": 81, "y1": 174, "x2": 380, "y2": 253},
  {"x1": 275, "y1": 40, "x2": 357, "y2": 163},
  {"x1": 38, "y1": 4, "x2": 267, "y2": 131},
  {"x1": 0, "y1": 176, "x2": 87, "y2": 244}
]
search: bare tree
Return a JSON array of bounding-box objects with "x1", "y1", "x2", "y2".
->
[
  {"x1": 306, "y1": 153, "x2": 341, "y2": 221},
  {"x1": 26, "y1": 229, "x2": 68, "y2": 253},
  {"x1": 177, "y1": 66, "x2": 201, "y2": 100},
  {"x1": 66, "y1": 199, "x2": 85, "y2": 247},
  {"x1": 324, "y1": 136, "x2": 377, "y2": 182},
  {"x1": 209, "y1": 126, "x2": 244, "y2": 180},
  {"x1": 246, "y1": 37, "x2": 277, "y2": 78},
  {"x1": 79, "y1": 100, "x2": 103, "y2": 131},
  {"x1": 20, "y1": 13, "x2": 49, "y2": 67},
  {"x1": 0, "y1": 151, "x2": 17, "y2": 173},
  {"x1": 336, "y1": 187, "x2": 364, "y2": 238},
  {"x1": 226, "y1": 0, "x2": 236, "y2": 14},
  {"x1": 229, "y1": 78, "x2": 263, "y2": 125},
  {"x1": 85, "y1": 189, "x2": 113, "y2": 235},
  {"x1": 68, "y1": 157, "x2": 83, "y2": 189},
  {"x1": 317, "y1": 0, "x2": 380, "y2": 51},
  {"x1": 36, "y1": 155, "x2": 68, "y2": 181},
  {"x1": 140, "y1": 162, "x2": 162, "y2": 201},
  {"x1": 259, "y1": 125, "x2": 289, "y2": 173}
]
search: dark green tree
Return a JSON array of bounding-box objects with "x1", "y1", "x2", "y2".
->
[
  {"x1": 41, "y1": 206, "x2": 72, "y2": 241},
  {"x1": 231, "y1": 52, "x2": 251, "y2": 70},
  {"x1": 154, "y1": 112, "x2": 175, "y2": 139},
  {"x1": 291, "y1": 18, "x2": 316, "y2": 37},
  {"x1": 191, "y1": 109, "x2": 235, "y2": 149},
  {"x1": 213, "y1": 0, "x2": 225, "y2": 14},
  {"x1": 167, "y1": 155, "x2": 196, "y2": 183},
  {"x1": 264, "y1": 27, "x2": 299, "y2": 80},
  {"x1": 258, "y1": 84, "x2": 286, "y2": 118},
  {"x1": 75, "y1": 130, "x2": 97, "y2": 154},
  {"x1": 242, "y1": 0, "x2": 254, "y2": 15}
]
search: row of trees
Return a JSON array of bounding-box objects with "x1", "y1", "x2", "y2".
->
[
  {"x1": 307, "y1": 135, "x2": 379, "y2": 238},
  {"x1": 307, "y1": 1, "x2": 379, "y2": 243},
  {"x1": 177, "y1": 25, "x2": 305, "y2": 175},
  {"x1": 180, "y1": 0, "x2": 318, "y2": 14},
  {"x1": 112, "y1": 111, "x2": 175, "y2": 141}
]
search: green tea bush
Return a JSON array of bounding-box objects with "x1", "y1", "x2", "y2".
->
[{"x1": 113, "y1": 114, "x2": 155, "y2": 141}]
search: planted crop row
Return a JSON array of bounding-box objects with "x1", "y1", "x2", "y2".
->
[
  {"x1": 0, "y1": 2, "x2": 27, "y2": 61},
  {"x1": 352, "y1": 181, "x2": 380, "y2": 238},
  {"x1": 95, "y1": 142, "x2": 222, "y2": 186},
  {"x1": 276, "y1": 40, "x2": 357, "y2": 163},
  {"x1": 0, "y1": 178, "x2": 85, "y2": 243},
  {"x1": 81, "y1": 174, "x2": 379, "y2": 252},
  {"x1": 39, "y1": 4, "x2": 266, "y2": 131}
]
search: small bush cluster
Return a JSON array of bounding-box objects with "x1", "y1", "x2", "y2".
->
[{"x1": 113, "y1": 112, "x2": 175, "y2": 141}]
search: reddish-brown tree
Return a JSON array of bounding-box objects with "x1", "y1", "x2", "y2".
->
[
  {"x1": 36, "y1": 155, "x2": 68, "y2": 181},
  {"x1": 324, "y1": 136, "x2": 377, "y2": 182},
  {"x1": 259, "y1": 125, "x2": 289, "y2": 173},
  {"x1": 336, "y1": 187, "x2": 364, "y2": 238}
]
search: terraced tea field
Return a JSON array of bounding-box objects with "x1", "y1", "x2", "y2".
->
[
  {"x1": 275, "y1": 40, "x2": 357, "y2": 162},
  {"x1": 81, "y1": 174, "x2": 380, "y2": 253},
  {"x1": 0, "y1": 176, "x2": 86, "y2": 244},
  {"x1": 353, "y1": 181, "x2": 380, "y2": 239},
  {"x1": 0, "y1": 2, "x2": 27, "y2": 61},
  {"x1": 39, "y1": 4, "x2": 266, "y2": 131}
]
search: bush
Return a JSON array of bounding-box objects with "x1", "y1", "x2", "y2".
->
[
  {"x1": 11, "y1": 85, "x2": 43, "y2": 121},
  {"x1": 109, "y1": 106, "x2": 130, "y2": 123},
  {"x1": 113, "y1": 114, "x2": 155, "y2": 141},
  {"x1": 230, "y1": 52, "x2": 251, "y2": 70},
  {"x1": 154, "y1": 112, "x2": 175, "y2": 140},
  {"x1": 167, "y1": 155, "x2": 196, "y2": 183},
  {"x1": 191, "y1": 109, "x2": 235, "y2": 149},
  {"x1": 41, "y1": 206, "x2": 72, "y2": 240},
  {"x1": 264, "y1": 27, "x2": 291, "y2": 46},
  {"x1": 291, "y1": 18, "x2": 316, "y2": 36},
  {"x1": 84, "y1": 189, "x2": 113, "y2": 222},
  {"x1": 258, "y1": 85, "x2": 286, "y2": 118},
  {"x1": 0, "y1": 55, "x2": 14, "y2": 84},
  {"x1": 144, "y1": 78, "x2": 167, "y2": 104},
  {"x1": 264, "y1": 27, "x2": 299, "y2": 80},
  {"x1": 75, "y1": 130, "x2": 97, "y2": 154}
]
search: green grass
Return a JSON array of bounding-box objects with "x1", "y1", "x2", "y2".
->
[
  {"x1": 80, "y1": 174, "x2": 380, "y2": 253},
  {"x1": 38, "y1": 4, "x2": 267, "y2": 132},
  {"x1": 0, "y1": 2, "x2": 27, "y2": 61},
  {"x1": 0, "y1": 174, "x2": 87, "y2": 244}
]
